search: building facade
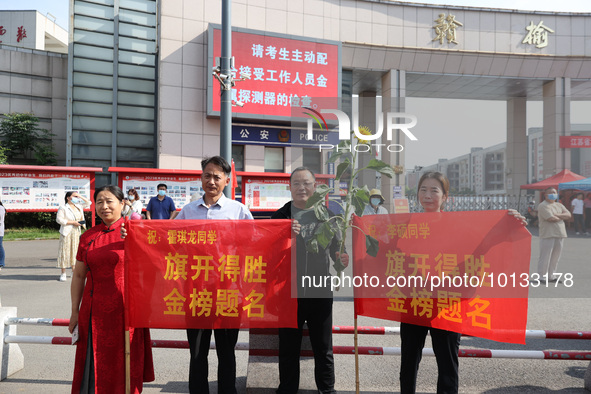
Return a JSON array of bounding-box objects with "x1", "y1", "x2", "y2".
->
[
  {"x1": 0, "y1": 11, "x2": 67, "y2": 54},
  {"x1": 407, "y1": 142, "x2": 506, "y2": 195},
  {"x1": 0, "y1": 11, "x2": 68, "y2": 165},
  {"x1": 67, "y1": 0, "x2": 158, "y2": 179},
  {"x1": 4, "y1": 2, "x2": 591, "y2": 210},
  {"x1": 528, "y1": 124, "x2": 591, "y2": 182},
  {"x1": 409, "y1": 123, "x2": 591, "y2": 194}
]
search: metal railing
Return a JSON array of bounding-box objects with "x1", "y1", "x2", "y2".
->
[{"x1": 408, "y1": 194, "x2": 534, "y2": 213}]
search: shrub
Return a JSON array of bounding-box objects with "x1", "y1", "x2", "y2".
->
[
  {"x1": 0, "y1": 112, "x2": 58, "y2": 165},
  {"x1": 5, "y1": 211, "x2": 93, "y2": 230}
]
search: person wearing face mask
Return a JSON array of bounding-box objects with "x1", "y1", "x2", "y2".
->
[
  {"x1": 537, "y1": 187, "x2": 571, "y2": 281},
  {"x1": 123, "y1": 188, "x2": 144, "y2": 219},
  {"x1": 146, "y1": 183, "x2": 178, "y2": 220},
  {"x1": 56, "y1": 191, "x2": 91, "y2": 282},
  {"x1": 362, "y1": 188, "x2": 388, "y2": 216},
  {"x1": 0, "y1": 199, "x2": 5, "y2": 273}
]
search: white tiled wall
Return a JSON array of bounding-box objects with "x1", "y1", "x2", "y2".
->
[{"x1": 0, "y1": 47, "x2": 67, "y2": 164}]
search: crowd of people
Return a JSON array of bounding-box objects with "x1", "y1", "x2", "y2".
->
[
  {"x1": 0, "y1": 156, "x2": 576, "y2": 392},
  {"x1": 48, "y1": 159, "x2": 535, "y2": 394}
]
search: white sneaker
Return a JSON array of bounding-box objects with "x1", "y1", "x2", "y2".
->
[
  {"x1": 59, "y1": 273, "x2": 67, "y2": 282},
  {"x1": 576, "y1": 232, "x2": 580, "y2": 235}
]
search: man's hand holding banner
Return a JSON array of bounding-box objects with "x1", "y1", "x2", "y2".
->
[
  {"x1": 125, "y1": 219, "x2": 297, "y2": 329},
  {"x1": 353, "y1": 211, "x2": 532, "y2": 344}
]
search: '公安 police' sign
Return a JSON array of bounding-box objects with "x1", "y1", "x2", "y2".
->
[{"x1": 232, "y1": 125, "x2": 338, "y2": 147}]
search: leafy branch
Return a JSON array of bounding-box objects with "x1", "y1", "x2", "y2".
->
[{"x1": 305, "y1": 129, "x2": 394, "y2": 276}]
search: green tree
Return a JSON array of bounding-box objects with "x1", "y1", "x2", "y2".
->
[
  {"x1": 0, "y1": 112, "x2": 58, "y2": 165},
  {"x1": 0, "y1": 143, "x2": 7, "y2": 164}
]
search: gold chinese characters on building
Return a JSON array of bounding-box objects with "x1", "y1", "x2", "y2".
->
[
  {"x1": 522, "y1": 21, "x2": 554, "y2": 49},
  {"x1": 433, "y1": 13, "x2": 463, "y2": 45}
]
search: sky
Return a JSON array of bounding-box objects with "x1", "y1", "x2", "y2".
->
[
  {"x1": 3, "y1": 0, "x2": 590, "y2": 29},
  {"x1": 3, "y1": 0, "x2": 590, "y2": 168},
  {"x1": 1, "y1": 0, "x2": 69, "y2": 30}
]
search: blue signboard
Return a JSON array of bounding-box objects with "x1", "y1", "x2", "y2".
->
[{"x1": 232, "y1": 125, "x2": 339, "y2": 147}]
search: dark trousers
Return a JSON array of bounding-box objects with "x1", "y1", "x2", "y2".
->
[
  {"x1": 400, "y1": 323, "x2": 461, "y2": 394},
  {"x1": 277, "y1": 298, "x2": 335, "y2": 394},
  {"x1": 187, "y1": 328, "x2": 239, "y2": 394},
  {"x1": 585, "y1": 207, "x2": 591, "y2": 230},
  {"x1": 573, "y1": 213, "x2": 585, "y2": 233}
]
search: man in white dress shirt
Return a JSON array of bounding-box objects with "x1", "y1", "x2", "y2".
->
[{"x1": 176, "y1": 156, "x2": 252, "y2": 394}]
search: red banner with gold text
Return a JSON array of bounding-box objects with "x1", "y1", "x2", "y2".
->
[
  {"x1": 353, "y1": 211, "x2": 531, "y2": 344},
  {"x1": 125, "y1": 219, "x2": 297, "y2": 329}
]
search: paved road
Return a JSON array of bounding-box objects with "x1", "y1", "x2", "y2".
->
[{"x1": 0, "y1": 229, "x2": 590, "y2": 393}]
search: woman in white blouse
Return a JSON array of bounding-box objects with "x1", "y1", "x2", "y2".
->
[
  {"x1": 0, "y1": 200, "x2": 5, "y2": 272},
  {"x1": 56, "y1": 191, "x2": 91, "y2": 281},
  {"x1": 122, "y1": 188, "x2": 143, "y2": 218}
]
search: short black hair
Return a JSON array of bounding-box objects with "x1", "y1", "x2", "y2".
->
[
  {"x1": 64, "y1": 191, "x2": 74, "y2": 204},
  {"x1": 94, "y1": 185, "x2": 125, "y2": 202},
  {"x1": 201, "y1": 156, "x2": 231, "y2": 175},
  {"x1": 290, "y1": 167, "x2": 316, "y2": 183},
  {"x1": 157, "y1": 184, "x2": 167, "y2": 190}
]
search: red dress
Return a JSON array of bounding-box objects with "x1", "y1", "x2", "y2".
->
[{"x1": 72, "y1": 218, "x2": 154, "y2": 393}]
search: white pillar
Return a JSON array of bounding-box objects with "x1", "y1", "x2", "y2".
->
[
  {"x1": 542, "y1": 78, "x2": 571, "y2": 178},
  {"x1": 0, "y1": 305, "x2": 25, "y2": 380},
  {"x1": 381, "y1": 70, "x2": 406, "y2": 214},
  {"x1": 506, "y1": 98, "x2": 528, "y2": 194}
]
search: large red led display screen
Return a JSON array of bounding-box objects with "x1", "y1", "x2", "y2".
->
[{"x1": 207, "y1": 25, "x2": 341, "y2": 121}]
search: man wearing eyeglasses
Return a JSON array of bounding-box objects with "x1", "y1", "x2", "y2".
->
[{"x1": 271, "y1": 166, "x2": 348, "y2": 394}]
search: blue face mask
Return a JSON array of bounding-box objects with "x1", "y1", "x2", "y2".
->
[
  {"x1": 547, "y1": 193, "x2": 558, "y2": 201},
  {"x1": 71, "y1": 197, "x2": 80, "y2": 204},
  {"x1": 158, "y1": 190, "x2": 166, "y2": 197},
  {"x1": 370, "y1": 197, "x2": 381, "y2": 206}
]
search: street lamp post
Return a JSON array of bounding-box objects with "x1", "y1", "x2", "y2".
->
[{"x1": 220, "y1": 0, "x2": 232, "y2": 197}]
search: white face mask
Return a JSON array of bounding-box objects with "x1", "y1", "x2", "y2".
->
[{"x1": 129, "y1": 195, "x2": 135, "y2": 201}]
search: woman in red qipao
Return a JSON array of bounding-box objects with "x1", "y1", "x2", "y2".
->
[{"x1": 69, "y1": 185, "x2": 154, "y2": 393}]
